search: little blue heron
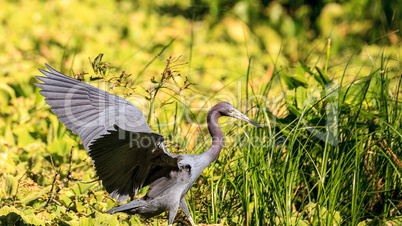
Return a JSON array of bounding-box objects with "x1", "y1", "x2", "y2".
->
[{"x1": 35, "y1": 64, "x2": 262, "y2": 226}]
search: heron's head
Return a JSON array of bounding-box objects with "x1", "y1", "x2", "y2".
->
[{"x1": 214, "y1": 102, "x2": 263, "y2": 129}]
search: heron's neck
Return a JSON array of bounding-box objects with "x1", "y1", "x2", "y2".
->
[{"x1": 204, "y1": 109, "x2": 224, "y2": 163}]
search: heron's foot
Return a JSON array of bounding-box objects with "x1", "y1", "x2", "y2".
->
[{"x1": 179, "y1": 197, "x2": 196, "y2": 226}]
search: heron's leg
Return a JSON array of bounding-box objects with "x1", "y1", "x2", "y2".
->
[
  {"x1": 168, "y1": 204, "x2": 179, "y2": 226},
  {"x1": 179, "y1": 197, "x2": 196, "y2": 226}
]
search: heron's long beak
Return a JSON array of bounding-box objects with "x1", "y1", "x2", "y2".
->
[{"x1": 231, "y1": 109, "x2": 263, "y2": 129}]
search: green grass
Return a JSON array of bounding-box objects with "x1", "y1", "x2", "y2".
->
[{"x1": 1, "y1": 0, "x2": 401, "y2": 225}]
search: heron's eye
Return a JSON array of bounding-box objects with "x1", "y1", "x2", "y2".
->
[{"x1": 229, "y1": 108, "x2": 235, "y2": 113}]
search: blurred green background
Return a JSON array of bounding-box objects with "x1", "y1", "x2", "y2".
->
[{"x1": 0, "y1": 0, "x2": 401, "y2": 225}]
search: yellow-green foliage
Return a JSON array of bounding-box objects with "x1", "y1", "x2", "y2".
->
[{"x1": 1, "y1": 0, "x2": 401, "y2": 225}]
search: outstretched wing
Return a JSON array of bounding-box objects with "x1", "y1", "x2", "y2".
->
[
  {"x1": 35, "y1": 64, "x2": 179, "y2": 203},
  {"x1": 89, "y1": 125, "x2": 178, "y2": 202},
  {"x1": 35, "y1": 64, "x2": 151, "y2": 150}
]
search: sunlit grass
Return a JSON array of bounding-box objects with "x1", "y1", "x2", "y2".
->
[{"x1": 1, "y1": 0, "x2": 401, "y2": 225}]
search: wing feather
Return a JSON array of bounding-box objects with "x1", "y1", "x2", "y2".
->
[
  {"x1": 36, "y1": 64, "x2": 180, "y2": 203},
  {"x1": 89, "y1": 125, "x2": 178, "y2": 202},
  {"x1": 35, "y1": 64, "x2": 151, "y2": 150}
]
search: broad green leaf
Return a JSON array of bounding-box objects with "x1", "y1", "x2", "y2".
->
[
  {"x1": 4, "y1": 123, "x2": 16, "y2": 147},
  {"x1": 287, "y1": 104, "x2": 301, "y2": 117},
  {"x1": 72, "y1": 175, "x2": 96, "y2": 195},
  {"x1": 94, "y1": 212, "x2": 119, "y2": 225},
  {"x1": 47, "y1": 138, "x2": 74, "y2": 155},
  {"x1": 59, "y1": 193, "x2": 73, "y2": 207},
  {"x1": 78, "y1": 216, "x2": 95, "y2": 225},
  {"x1": 4, "y1": 174, "x2": 18, "y2": 196},
  {"x1": 0, "y1": 206, "x2": 47, "y2": 225},
  {"x1": 19, "y1": 186, "x2": 51, "y2": 205},
  {"x1": 13, "y1": 126, "x2": 38, "y2": 148},
  {"x1": 281, "y1": 71, "x2": 308, "y2": 90},
  {"x1": 315, "y1": 66, "x2": 331, "y2": 85}
]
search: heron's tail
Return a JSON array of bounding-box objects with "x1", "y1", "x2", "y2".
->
[{"x1": 106, "y1": 199, "x2": 144, "y2": 214}]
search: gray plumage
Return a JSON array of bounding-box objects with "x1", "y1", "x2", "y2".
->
[{"x1": 35, "y1": 64, "x2": 262, "y2": 226}]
